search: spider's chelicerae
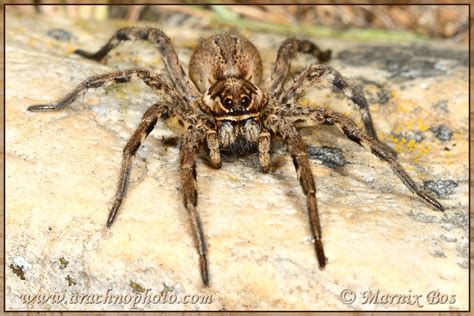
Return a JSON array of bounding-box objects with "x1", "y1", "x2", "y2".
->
[{"x1": 28, "y1": 28, "x2": 444, "y2": 286}]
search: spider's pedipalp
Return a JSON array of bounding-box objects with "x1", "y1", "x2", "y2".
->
[
  {"x1": 265, "y1": 38, "x2": 331, "y2": 97},
  {"x1": 74, "y1": 27, "x2": 200, "y2": 101},
  {"x1": 264, "y1": 115, "x2": 327, "y2": 268},
  {"x1": 277, "y1": 105, "x2": 444, "y2": 212},
  {"x1": 180, "y1": 126, "x2": 210, "y2": 286},
  {"x1": 27, "y1": 68, "x2": 185, "y2": 112},
  {"x1": 206, "y1": 130, "x2": 222, "y2": 169}
]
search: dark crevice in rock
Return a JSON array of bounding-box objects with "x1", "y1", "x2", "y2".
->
[
  {"x1": 307, "y1": 145, "x2": 349, "y2": 172},
  {"x1": 430, "y1": 125, "x2": 454, "y2": 141},
  {"x1": 47, "y1": 28, "x2": 74, "y2": 42}
]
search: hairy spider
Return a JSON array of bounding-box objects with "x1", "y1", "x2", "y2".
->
[{"x1": 27, "y1": 28, "x2": 444, "y2": 287}]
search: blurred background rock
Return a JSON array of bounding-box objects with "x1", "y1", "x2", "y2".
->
[{"x1": 8, "y1": 3, "x2": 469, "y2": 43}]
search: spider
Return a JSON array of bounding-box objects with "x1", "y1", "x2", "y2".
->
[{"x1": 27, "y1": 28, "x2": 444, "y2": 287}]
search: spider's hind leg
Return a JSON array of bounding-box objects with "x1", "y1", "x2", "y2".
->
[
  {"x1": 266, "y1": 38, "x2": 332, "y2": 97},
  {"x1": 74, "y1": 27, "x2": 199, "y2": 99}
]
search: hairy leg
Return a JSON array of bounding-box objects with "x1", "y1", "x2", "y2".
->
[
  {"x1": 263, "y1": 115, "x2": 326, "y2": 268},
  {"x1": 106, "y1": 104, "x2": 168, "y2": 227},
  {"x1": 277, "y1": 105, "x2": 444, "y2": 211},
  {"x1": 180, "y1": 126, "x2": 210, "y2": 286},
  {"x1": 74, "y1": 27, "x2": 199, "y2": 101},
  {"x1": 265, "y1": 38, "x2": 331, "y2": 97},
  {"x1": 27, "y1": 68, "x2": 185, "y2": 112},
  {"x1": 279, "y1": 63, "x2": 395, "y2": 155}
]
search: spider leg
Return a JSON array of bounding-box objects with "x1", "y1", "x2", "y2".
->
[
  {"x1": 258, "y1": 128, "x2": 271, "y2": 173},
  {"x1": 27, "y1": 68, "x2": 185, "y2": 112},
  {"x1": 106, "y1": 104, "x2": 166, "y2": 228},
  {"x1": 264, "y1": 115, "x2": 327, "y2": 268},
  {"x1": 27, "y1": 65, "x2": 211, "y2": 285},
  {"x1": 74, "y1": 27, "x2": 199, "y2": 100},
  {"x1": 279, "y1": 63, "x2": 397, "y2": 157},
  {"x1": 180, "y1": 126, "x2": 210, "y2": 286},
  {"x1": 265, "y1": 38, "x2": 331, "y2": 97},
  {"x1": 279, "y1": 105, "x2": 444, "y2": 211}
]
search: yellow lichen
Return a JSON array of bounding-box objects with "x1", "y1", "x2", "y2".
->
[
  {"x1": 387, "y1": 132, "x2": 434, "y2": 162},
  {"x1": 394, "y1": 99, "x2": 417, "y2": 114}
]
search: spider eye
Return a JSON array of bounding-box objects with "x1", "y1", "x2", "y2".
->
[
  {"x1": 224, "y1": 98, "x2": 233, "y2": 108},
  {"x1": 240, "y1": 96, "x2": 250, "y2": 107}
]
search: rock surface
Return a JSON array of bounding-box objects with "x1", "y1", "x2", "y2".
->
[{"x1": 5, "y1": 10, "x2": 469, "y2": 311}]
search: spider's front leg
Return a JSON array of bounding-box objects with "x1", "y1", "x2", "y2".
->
[
  {"x1": 280, "y1": 63, "x2": 396, "y2": 157},
  {"x1": 278, "y1": 105, "x2": 444, "y2": 211},
  {"x1": 265, "y1": 38, "x2": 331, "y2": 97},
  {"x1": 74, "y1": 27, "x2": 199, "y2": 100},
  {"x1": 111, "y1": 121, "x2": 212, "y2": 287},
  {"x1": 180, "y1": 125, "x2": 210, "y2": 286},
  {"x1": 264, "y1": 115, "x2": 327, "y2": 268},
  {"x1": 27, "y1": 68, "x2": 183, "y2": 112}
]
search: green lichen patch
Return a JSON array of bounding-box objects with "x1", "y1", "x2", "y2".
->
[
  {"x1": 65, "y1": 275, "x2": 77, "y2": 286},
  {"x1": 129, "y1": 280, "x2": 146, "y2": 293},
  {"x1": 59, "y1": 257, "x2": 69, "y2": 269},
  {"x1": 9, "y1": 263, "x2": 26, "y2": 280}
]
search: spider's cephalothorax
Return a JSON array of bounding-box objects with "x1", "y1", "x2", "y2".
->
[
  {"x1": 27, "y1": 28, "x2": 444, "y2": 287},
  {"x1": 195, "y1": 34, "x2": 267, "y2": 154},
  {"x1": 202, "y1": 77, "x2": 267, "y2": 154}
]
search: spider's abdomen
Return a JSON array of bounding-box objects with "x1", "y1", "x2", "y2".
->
[
  {"x1": 189, "y1": 33, "x2": 263, "y2": 93},
  {"x1": 218, "y1": 118, "x2": 261, "y2": 155}
]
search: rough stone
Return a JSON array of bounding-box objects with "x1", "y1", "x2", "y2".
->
[
  {"x1": 430, "y1": 125, "x2": 454, "y2": 141},
  {"x1": 337, "y1": 43, "x2": 468, "y2": 82},
  {"x1": 5, "y1": 10, "x2": 468, "y2": 311},
  {"x1": 306, "y1": 145, "x2": 349, "y2": 172},
  {"x1": 47, "y1": 28, "x2": 75, "y2": 42},
  {"x1": 423, "y1": 180, "x2": 458, "y2": 197}
]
